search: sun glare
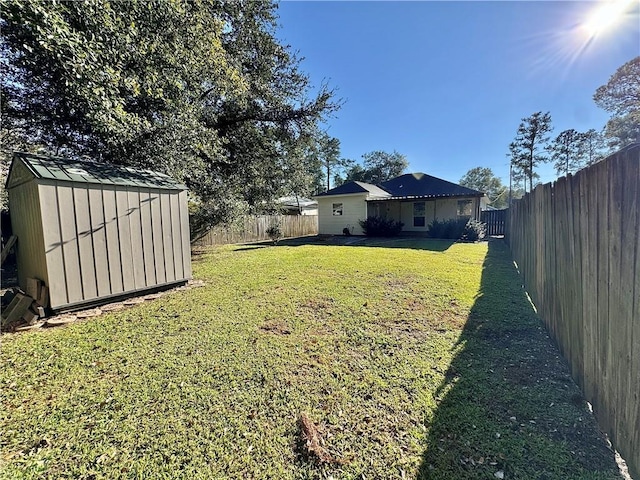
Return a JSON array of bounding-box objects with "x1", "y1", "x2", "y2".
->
[{"x1": 582, "y1": 0, "x2": 636, "y2": 38}]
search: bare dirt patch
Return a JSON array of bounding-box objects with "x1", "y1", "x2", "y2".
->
[{"x1": 259, "y1": 320, "x2": 291, "y2": 335}]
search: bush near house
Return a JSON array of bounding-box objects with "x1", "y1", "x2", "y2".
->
[
  {"x1": 358, "y1": 216, "x2": 404, "y2": 237},
  {"x1": 461, "y1": 219, "x2": 486, "y2": 241},
  {"x1": 427, "y1": 218, "x2": 486, "y2": 241},
  {"x1": 427, "y1": 218, "x2": 466, "y2": 239}
]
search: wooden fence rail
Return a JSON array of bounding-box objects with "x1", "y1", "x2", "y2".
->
[
  {"x1": 194, "y1": 215, "x2": 318, "y2": 246},
  {"x1": 506, "y1": 143, "x2": 639, "y2": 478}
]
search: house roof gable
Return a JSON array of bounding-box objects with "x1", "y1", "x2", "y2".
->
[
  {"x1": 315, "y1": 181, "x2": 391, "y2": 198},
  {"x1": 380, "y1": 173, "x2": 483, "y2": 198}
]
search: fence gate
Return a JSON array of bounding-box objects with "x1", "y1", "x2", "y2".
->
[{"x1": 481, "y1": 209, "x2": 507, "y2": 236}]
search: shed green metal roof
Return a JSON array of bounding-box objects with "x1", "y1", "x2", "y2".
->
[{"x1": 8, "y1": 152, "x2": 187, "y2": 190}]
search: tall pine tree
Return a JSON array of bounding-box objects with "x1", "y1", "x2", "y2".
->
[{"x1": 509, "y1": 112, "x2": 553, "y2": 192}]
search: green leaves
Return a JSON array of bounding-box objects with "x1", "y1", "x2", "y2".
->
[
  {"x1": 2, "y1": 0, "x2": 339, "y2": 223},
  {"x1": 459, "y1": 167, "x2": 506, "y2": 209},
  {"x1": 593, "y1": 57, "x2": 640, "y2": 150},
  {"x1": 593, "y1": 56, "x2": 640, "y2": 117},
  {"x1": 340, "y1": 150, "x2": 409, "y2": 185}
]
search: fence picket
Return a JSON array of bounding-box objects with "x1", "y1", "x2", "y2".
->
[
  {"x1": 506, "y1": 144, "x2": 640, "y2": 478},
  {"x1": 194, "y1": 215, "x2": 318, "y2": 246}
]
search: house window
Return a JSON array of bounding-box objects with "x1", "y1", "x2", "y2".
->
[
  {"x1": 413, "y1": 202, "x2": 425, "y2": 227},
  {"x1": 332, "y1": 203, "x2": 343, "y2": 216},
  {"x1": 457, "y1": 199, "x2": 473, "y2": 217}
]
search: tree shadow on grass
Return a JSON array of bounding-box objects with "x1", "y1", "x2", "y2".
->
[
  {"x1": 417, "y1": 240, "x2": 621, "y2": 480},
  {"x1": 227, "y1": 236, "x2": 458, "y2": 252}
]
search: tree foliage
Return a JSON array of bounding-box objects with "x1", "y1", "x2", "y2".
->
[
  {"x1": 548, "y1": 128, "x2": 607, "y2": 177},
  {"x1": 593, "y1": 56, "x2": 640, "y2": 149},
  {"x1": 459, "y1": 167, "x2": 507, "y2": 209},
  {"x1": 317, "y1": 133, "x2": 342, "y2": 192},
  {"x1": 0, "y1": 0, "x2": 339, "y2": 225},
  {"x1": 508, "y1": 112, "x2": 553, "y2": 192},
  {"x1": 580, "y1": 129, "x2": 605, "y2": 166},
  {"x1": 340, "y1": 150, "x2": 409, "y2": 185},
  {"x1": 548, "y1": 129, "x2": 583, "y2": 176}
]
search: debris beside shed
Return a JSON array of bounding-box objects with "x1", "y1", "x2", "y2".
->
[
  {"x1": 1, "y1": 279, "x2": 205, "y2": 333},
  {"x1": 1, "y1": 277, "x2": 49, "y2": 331}
]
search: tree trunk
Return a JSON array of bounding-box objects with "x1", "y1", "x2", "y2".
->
[{"x1": 326, "y1": 165, "x2": 330, "y2": 192}]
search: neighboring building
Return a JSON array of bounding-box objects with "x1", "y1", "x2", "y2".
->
[
  {"x1": 277, "y1": 196, "x2": 318, "y2": 216},
  {"x1": 315, "y1": 173, "x2": 484, "y2": 235},
  {"x1": 6, "y1": 152, "x2": 191, "y2": 311}
]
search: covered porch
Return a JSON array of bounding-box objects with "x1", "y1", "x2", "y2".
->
[{"x1": 366, "y1": 196, "x2": 482, "y2": 233}]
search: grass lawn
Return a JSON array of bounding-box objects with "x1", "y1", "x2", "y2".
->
[{"x1": 0, "y1": 238, "x2": 621, "y2": 479}]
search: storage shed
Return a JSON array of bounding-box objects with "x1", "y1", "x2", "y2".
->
[{"x1": 6, "y1": 152, "x2": 192, "y2": 311}]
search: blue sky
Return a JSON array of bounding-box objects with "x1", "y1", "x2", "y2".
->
[{"x1": 275, "y1": 1, "x2": 639, "y2": 188}]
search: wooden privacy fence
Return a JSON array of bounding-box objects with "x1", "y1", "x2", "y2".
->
[
  {"x1": 481, "y1": 209, "x2": 507, "y2": 236},
  {"x1": 507, "y1": 143, "x2": 639, "y2": 478},
  {"x1": 194, "y1": 215, "x2": 318, "y2": 246}
]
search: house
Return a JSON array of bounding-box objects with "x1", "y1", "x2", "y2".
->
[
  {"x1": 314, "y1": 172, "x2": 484, "y2": 235},
  {"x1": 277, "y1": 196, "x2": 318, "y2": 215}
]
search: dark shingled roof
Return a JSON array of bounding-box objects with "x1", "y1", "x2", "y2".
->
[
  {"x1": 379, "y1": 173, "x2": 483, "y2": 199},
  {"x1": 315, "y1": 181, "x2": 391, "y2": 197}
]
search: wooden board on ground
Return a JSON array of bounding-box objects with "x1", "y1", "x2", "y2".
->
[
  {"x1": 21, "y1": 308, "x2": 39, "y2": 325},
  {"x1": 1, "y1": 293, "x2": 33, "y2": 328},
  {"x1": 37, "y1": 285, "x2": 49, "y2": 308},
  {"x1": 26, "y1": 277, "x2": 41, "y2": 300}
]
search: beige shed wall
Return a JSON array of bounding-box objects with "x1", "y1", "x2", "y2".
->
[
  {"x1": 318, "y1": 194, "x2": 368, "y2": 235},
  {"x1": 8, "y1": 180, "x2": 48, "y2": 291},
  {"x1": 36, "y1": 181, "x2": 191, "y2": 310}
]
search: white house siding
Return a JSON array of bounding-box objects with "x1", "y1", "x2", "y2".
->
[{"x1": 317, "y1": 193, "x2": 368, "y2": 235}]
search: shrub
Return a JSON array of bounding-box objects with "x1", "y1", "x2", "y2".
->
[
  {"x1": 461, "y1": 219, "x2": 486, "y2": 241},
  {"x1": 358, "y1": 216, "x2": 404, "y2": 237},
  {"x1": 427, "y1": 218, "x2": 486, "y2": 241},
  {"x1": 427, "y1": 218, "x2": 467, "y2": 239},
  {"x1": 266, "y1": 223, "x2": 282, "y2": 245}
]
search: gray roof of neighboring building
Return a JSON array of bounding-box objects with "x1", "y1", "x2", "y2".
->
[
  {"x1": 278, "y1": 196, "x2": 318, "y2": 208},
  {"x1": 315, "y1": 181, "x2": 391, "y2": 198},
  {"x1": 378, "y1": 173, "x2": 483, "y2": 199},
  {"x1": 8, "y1": 152, "x2": 186, "y2": 190}
]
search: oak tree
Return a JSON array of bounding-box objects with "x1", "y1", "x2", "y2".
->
[
  {"x1": 0, "y1": 0, "x2": 339, "y2": 225},
  {"x1": 593, "y1": 56, "x2": 640, "y2": 149},
  {"x1": 341, "y1": 150, "x2": 409, "y2": 185},
  {"x1": 459, "y1": 167, "x2": 507, "y2": 209}
]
